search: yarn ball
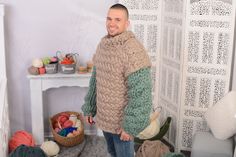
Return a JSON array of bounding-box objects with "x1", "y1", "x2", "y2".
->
[
  {"x1": 41, "y1": 141, "x2": 60, "y2": 156},
  {"x1": 9, "y1": 130, "x2": 35, "y2": 152},
  {"x1": 9, "y1": 145, "x2": 47, "y2": 157},
  {"x1": 58, "y1": 127, "x2": 77, "y2": 137},
  {"x1": 28, "y1": 66, "x2": 39, "y2": 75},
  {"x1": 39, "y1": 67, "x2": 46, "y2": 74},
  {"x1": 32, "y1": 58, "x2": 43, "y2": 68}
]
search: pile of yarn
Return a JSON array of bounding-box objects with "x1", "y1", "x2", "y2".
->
[
  {"x1": 53, "y1": 112, "x2": 83, "y2": 137},
  {"x1": 28, "y1": 57, "x2": 58, "y2": 75}
]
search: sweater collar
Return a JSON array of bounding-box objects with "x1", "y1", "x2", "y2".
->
[{"x1": 101, "y1": 31, "x2": 135, "y2": 47}]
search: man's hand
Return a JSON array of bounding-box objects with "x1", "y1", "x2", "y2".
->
[
  {"x1": 85, "y1": 116, "x2": 95, "y2": 125},
  {"x1": 117, "y1": 128, "x2": 133, "y2": 141}
]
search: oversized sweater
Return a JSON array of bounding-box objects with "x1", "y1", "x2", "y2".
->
[{"x1": 82, "y1": 31, "x2": 152, "y2": 136}]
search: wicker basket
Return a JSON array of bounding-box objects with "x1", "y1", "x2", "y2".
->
[{"x1": 49, "y1": 111, "x2": 84, "y2": 147}]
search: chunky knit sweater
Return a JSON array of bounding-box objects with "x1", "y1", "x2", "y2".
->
[{"x1": 82, "y1": 31, "x2": 152, "y2": 136}]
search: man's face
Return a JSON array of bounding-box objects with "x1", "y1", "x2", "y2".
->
[{"x1": 106, "y1": 8, "x2": 129, "y2": 37}]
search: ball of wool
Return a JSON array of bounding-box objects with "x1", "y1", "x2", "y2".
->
[
  {"x1": 40, "y1": 141, "x2": 60, "y2": 156},
  {"x1": 28, "y1": 66, "x2": 39, "y2": 75},
  {"x1": 9, "y1": 130, "x2": 35, "y2": 152},
  {"x1": 9, "y1": 145, "x2": 47, "y2": 157},
  {"x1": 39, "y1": 67, "x2": 46, "y2": 74},
  {"x1": 32, "y1": 58, "x2": 43, "y2": 68}
]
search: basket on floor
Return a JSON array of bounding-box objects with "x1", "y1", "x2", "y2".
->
[{"x1": 49, "y1": 111, "x2": 84, "y2": 147}]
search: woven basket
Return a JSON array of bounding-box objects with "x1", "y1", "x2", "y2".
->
[{"x1": 49, "y1": 111, "x2": 84, "y2": 147}]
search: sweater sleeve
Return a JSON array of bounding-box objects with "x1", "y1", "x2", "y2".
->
[
  {"x1": 122, "y1": 67, "x2": 152, "y2": 136},
  {"x1": 123, "y1": 38, "x2": 151, "y2": 77},
  {"x1": 81, "y1": 67, "x2": 97, "y2": 117}
]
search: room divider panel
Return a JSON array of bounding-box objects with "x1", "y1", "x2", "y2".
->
[{"x1": 119, "y1": 0, "x2": 236, "y2": 151}]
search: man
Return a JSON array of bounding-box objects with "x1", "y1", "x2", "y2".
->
[{"x1": 82, "y1": 3, "x2": 152, "y2": 157}]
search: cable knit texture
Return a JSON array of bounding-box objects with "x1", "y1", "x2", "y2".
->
[
  {"x1": 81, "y1": 67, "x2": 97, "y2": 117},
  {"x1": 123, "y1": 68, "x2": 152, "y2": 136},
  {"x1": 89, "y1": 31, "x2": 151, "y2": 135}
]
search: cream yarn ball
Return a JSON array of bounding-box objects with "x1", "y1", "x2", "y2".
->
[
  {"x1": 40, "y1": 141, "x2": 60, "y2": 156},
  {"x1": 32, "y1": 58, "x2": 43, "y2": 68}
]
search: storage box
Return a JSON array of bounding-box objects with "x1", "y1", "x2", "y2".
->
[
  {"x1": 59, "y1": 63, "x2": 76, "y2": 74},
  {"x1": 45, "y1": 63, "x2": 58, "y2": 74}
]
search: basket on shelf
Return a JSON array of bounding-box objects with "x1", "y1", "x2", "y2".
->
[
  {"x1": 57, "y1": 51, "x2": 78, "y2": 74},
  {"x1": 45, "y1": 63, "x2": 58, "y2": 74},
  {"x1": 58, "y1": 63, "x2": 76, "y2": 74},
  {"x1": 49, "y1": 111, "x2": 84, "y2": 147}
]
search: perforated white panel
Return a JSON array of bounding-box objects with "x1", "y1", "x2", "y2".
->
[
  {"x1": 118, "y1": 0, "x2": 162, "y2": 109},
  {"x1": 119, "y1": 0, "x2": 236, "y2": 151}
]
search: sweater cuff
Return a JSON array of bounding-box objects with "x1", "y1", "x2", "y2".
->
[
  {"x1": 123, "y1": 67, "x2": 152, "y2": 136},
  {"x1": 81, "y1": 67, "x2": 97, "y2": 117}
]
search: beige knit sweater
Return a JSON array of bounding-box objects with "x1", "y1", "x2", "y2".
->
[{"x1": 93, "y1": 31, "x2": 151, "y2": 134}]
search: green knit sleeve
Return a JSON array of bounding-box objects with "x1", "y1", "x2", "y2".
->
[
  {"x1": 81, "y1": 67, "x2": 97, "y2": 117},
  {"x1": 122, "y1": 67, "x2": 152, "y2": 136}
]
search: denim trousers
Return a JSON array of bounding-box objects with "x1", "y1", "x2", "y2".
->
[{"x1": 103, "y1": 131, "x2": 134, "y2": 157}]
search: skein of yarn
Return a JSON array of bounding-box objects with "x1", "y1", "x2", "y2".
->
[{"x1": 9, "y1": 130, "x2": 35, "y2": 152}]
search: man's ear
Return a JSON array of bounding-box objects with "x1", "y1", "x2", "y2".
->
[{"x1": 126, "y1": 20, "x2": 130, "y2": 29}]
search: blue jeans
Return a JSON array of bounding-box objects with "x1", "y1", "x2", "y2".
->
[{"x1": 103, "y1": 131, "x2": 134, "y2": 157}]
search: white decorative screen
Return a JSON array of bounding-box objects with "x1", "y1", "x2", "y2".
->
[
  {"x1": 179, "y1": 0, "x2": 235, "y2": 150},
  {"x1": 120, "y1": 0, "x2": 236, "y2": 151},
  {"x1": 158, "y1": 0, "x2": 185, "y2": 147},
  {"x1": 118, "y1": 0, "x2": 162, "y2": 106}
]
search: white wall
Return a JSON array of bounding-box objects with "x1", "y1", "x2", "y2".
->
[{"x1": 0, "y1": 0, "x2": 115, "y2": 134}]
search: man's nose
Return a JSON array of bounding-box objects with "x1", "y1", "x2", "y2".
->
[{"x1": 109, "y1": 20, "x2": 116, "y2": 26}]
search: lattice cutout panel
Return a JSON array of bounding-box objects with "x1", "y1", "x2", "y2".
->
[
  {"x1": 119, "y1": 0, "x2": 162, "y2": 108},
  {"x1": 119, "y1": 0, "x2": 235, "y2": 151},
  {"x1": 158, "y1": 0, "x2": 185, "y2": 147},
  {"x1": 179, "y1": 0, "x2": 235, "y2": 151}
]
